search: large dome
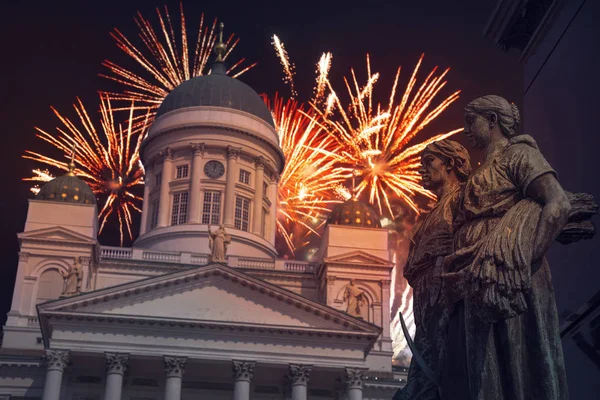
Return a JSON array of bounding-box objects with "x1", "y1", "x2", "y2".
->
[
  {"x1": 36, "y1": 174, "x2": 96, "y2": 205},
  {"x1": 155, "y1": 63, "x2": 274, "y2": 128},
  {"x1": 327, "y1": 198, "x2": 381, "y2": 228}
]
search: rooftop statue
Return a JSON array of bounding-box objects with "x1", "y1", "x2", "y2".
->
[
  {"x1": 61, "y1": 257, "x2": 83, "y2": 297},
  {"x1": 208, "y1": 224, "x2": 231, "y2": 263},
  {"x1": 343, "y1": 279, "x2": 365, "y2": 318}
]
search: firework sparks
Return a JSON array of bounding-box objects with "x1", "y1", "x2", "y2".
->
[
  {"x1": 316, "y1": 54, "x2": 461, "y2": 217},
  {"x1": 23, "y1": 95, "x2": 150, "y2": 245},
  {"x1": 313, "y1": 52, "x2": 332, "y2": 104},
  {"x1": 271, "y1": 35, "x2": 297, "y2": 98},
  {"x1": 24, "y1": 169, "x2": 56, "y2": 195},
  {"x1": 265, "y1": 94, "x2": 346, "y2": 255},
  {"x1": 101, "y1": 4, "x2": 255, "y2": 119}
]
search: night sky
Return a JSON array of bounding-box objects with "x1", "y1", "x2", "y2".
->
[{"x1": 1, "y1": 0, "x2": 596, "y2": 397}]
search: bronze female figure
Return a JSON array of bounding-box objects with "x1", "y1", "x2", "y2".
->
[{"x1": 441, "y1": 95, "x2": 570, "y2": 399}]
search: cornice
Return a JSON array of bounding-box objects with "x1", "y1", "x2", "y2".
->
[{"x1": 42, "y1": 310, "x2": 378, "y2": 345}]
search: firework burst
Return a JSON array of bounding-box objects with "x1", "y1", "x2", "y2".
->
[
  {"x1": 265, "y1": 94, "x2": 346, "y2": 255},
  {"x1": 316, "y1": 54, "x2": 462, "y2": 217},
  {"x1": 23, "y1": 95, "x2": 150, "y2": 245},
  {"x1": 101, "y1": 3, "x2": 255, "y2": 120}
]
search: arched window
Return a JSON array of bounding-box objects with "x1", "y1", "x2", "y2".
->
[{"x1": 36, "y1": 269, "x2": 63, "y2": 304}]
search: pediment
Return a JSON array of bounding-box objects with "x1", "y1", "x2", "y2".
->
[
  {"x1": 323, "y1": 251, "x2": 393, "y2": 268},
  {"x1": 38, "y1": 264, "x2": 380, "y2": 336},
  {"x1": 18, "y1": 226, "x2": 95, "y2": 245}
]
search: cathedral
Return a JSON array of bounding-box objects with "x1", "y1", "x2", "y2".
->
[{"x1": 0, "y1": 35, "x2": 405, "y2": 400}]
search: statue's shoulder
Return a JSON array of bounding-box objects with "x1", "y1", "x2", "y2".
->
[{"x1": 505, "y1": 134, "x2": 540, "y2": 155}]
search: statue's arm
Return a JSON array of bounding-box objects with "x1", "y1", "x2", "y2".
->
[{"x1": 526, "y1": 173, "x2": 572, "y2": 261}]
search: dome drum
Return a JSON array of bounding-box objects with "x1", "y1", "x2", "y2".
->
[{"x1": 140, "y1": 107, "x2": 284, "y2": 172}]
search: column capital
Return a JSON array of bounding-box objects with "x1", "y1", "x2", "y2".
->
[
  {"x1": 227, "y1": 146, "x2": 242, "y2": 159},
  {"x1": 164, "y1": 356, "x2": 187, "y2": 378},
  {"x1": 18, "y1": 251, "x2": 29, "y2": 262},
  {"x1": 254, "y1": 156, "x2": 266, "y2": 169},
  {"x1": 44, "y1": 349, "x2": 70, "y2": 372},
  {"x1": 160, "y1": 147, "x2": 173, "y2": 160},
  {"x1": 269, "y1": 174, "x2": 280, "y2": 185},
  {"x1": 344, "y1": 367, "x2": 368, "y2": 390},
  {"x1": 232, "y1": 360, "x2": 256, "y2": 382},
  {"x1": 191, "y1": 142, "x2": 205, "y2": 156},
  {"x1": 381, "y1": 279, "x2": 391, "y2": 289},
  {"x1": 105, "y1": 352, "x2": 129, "y2": 375},
  {"x1": 287, "y1": 364, "x2": 312, "y2": 386}
]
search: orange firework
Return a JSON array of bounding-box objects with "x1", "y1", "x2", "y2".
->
[
  {"x1": 316, "y1": 54, "x2": 462, "y2": 217},
  {"x1": 265, "y1": 94, "x2": 346, "y2": 255},
  {"x1": 101, "y1": 3, "x2": 255, "y2": 120},
  {"x1": 23, "y1": 95, "x2": 150, "y2": 245}
]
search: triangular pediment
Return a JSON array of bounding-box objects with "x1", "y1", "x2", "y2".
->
[
  {"x1": 323, "y1": 250, "x2": 393, "y2": 268},
  {"x1": 18, "y1": 226, "x2": 95, "y2": 245},
  {"x1": 38, "y1": 264, "x2": 380, "y2": 336}
]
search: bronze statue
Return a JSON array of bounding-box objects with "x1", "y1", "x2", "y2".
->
[
  {"x1": 61, "y1": 257, "x2": 83, "y2": 296},
  {"x1": 208, "y1": 224, "x2": 231, "y2": 263},
  {"x1": 343, "y1": 279, "x2": 364, "y2": 318},
  {"x1": 439, "y1": 95, "x2": 571, "y2": 399},
  {"x1": 395, "y1": 139, "x2": 472, "y2": 400}
]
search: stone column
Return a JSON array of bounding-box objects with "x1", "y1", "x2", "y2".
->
[
  {"x1": 103, "y1": 352, "x2": 129, "y2": 400},
  {"x1": 345, "y1": 367, "x2": 368, "y2": 400},
  {"x1": 164, "y1": 356, "x2": 187, "y2": 400},
  {"x1": 326, "y1": 276, "x2": 337, "y2": 307},
  {"x1": 287, "y1": 364, "x2": 312, "y2": 400},
  {"x1": 381, "y1": 279, "x2": 392, "y2": 340},
  {"x1": 188, "y1": 143, "x2": 205, "y2": 224},
  {"x1": 140, "y1": 168, "x2": 153, "y2": 235},
  {"x1": 42, "y1": 350, "x2": 69, "y2": 400},
  {"x1": 223, "y1": 146, "x2": 240, "y2": 228},
  {"x1": 268, "y1": 174, "x2": 279, "y2": 244},
  {"x1": 232, "y1": 360, "x2": 255, "y2": 400},
  {"x1": 157, "y1": 147, "x2": 173, "y2": 227},
  {"x1": 252, "y1": 156, "x2": 265, "y2": 235}
]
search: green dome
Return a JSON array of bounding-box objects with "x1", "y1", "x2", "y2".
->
[
  {"x1": 327, "y1": 199, "x2": 381, "y2": 228},
  {"x1": 154, "y1": 62, "x2": 274, "y2": 128},
  {"x1": 36, "y1": 174, "x2": 96, "y2": 205}
]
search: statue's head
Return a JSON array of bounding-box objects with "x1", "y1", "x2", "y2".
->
[
  {"x1": 349, "y1": 279, "x2": 355, "y2": 285},
  {"x1": 464, "y1": 95, "x2": 520, "y2": 149},
  {"x1": 420, "y1": 139, "x2": 471, "y2": 192},
  {"x1": 219, "y1": 224, "x2": 225, "y2": 230}
]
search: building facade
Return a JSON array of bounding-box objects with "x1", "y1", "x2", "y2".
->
[{"x1": 0, "y1": 50, "x2": 404, "y2": 399}]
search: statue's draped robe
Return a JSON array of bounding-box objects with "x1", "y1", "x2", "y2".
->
[
  {"x1": 210, "y1": 230, "x2": 229, "y2": 262},
  {"x1": 63, "y1": 266, "x2": 81, "y2": 295},
  {"x1": 345, "y1": 285, "x2": 362, "y2": 317},
  {"x1": 442, "y1": 135, "x2": 569, "y2": 400},
  {"x1": 395, "y1": 185, "x2": 462, "y2": 400}
]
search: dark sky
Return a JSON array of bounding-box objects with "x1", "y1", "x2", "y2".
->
[
  {"x1": 0, "y1": 0, "x2": 523, "y2": 292},
  {"x1": 2, "y1": 0, "x2": 596, "y2": 397}
]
